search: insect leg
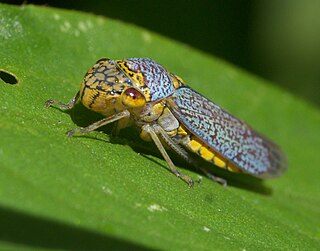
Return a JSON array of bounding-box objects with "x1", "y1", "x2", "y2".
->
[
  {"x1": 66, "y1": 110, "x2": 130, "y2": 137},
  {"x1": 153, "y1": 125, "x2": 226, "y2": 186},
  {"x1": 45, "y1": 91, "x2": 80, "y2": 109},
  {"x1": 143, "y1": 124, "x2": 194, "y2": 187},
  {"x1": 152, "y1": 125, "x2": 192, "y2": 163},
  {"x1": 197, "y1": 166, "x2": 227, "y2": 186}
]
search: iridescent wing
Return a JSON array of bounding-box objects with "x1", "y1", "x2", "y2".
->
[{"x1": 168, "y1": 86, "x2": 287, "y2": 178}]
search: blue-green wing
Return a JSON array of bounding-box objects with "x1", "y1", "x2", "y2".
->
[{"x1": 168, "y1": 86, "x2": 287, "y2": 178}]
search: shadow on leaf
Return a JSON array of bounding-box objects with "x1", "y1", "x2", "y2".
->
[{"x1": 0, "y1": 206, "x2": 152, "y2": 251}]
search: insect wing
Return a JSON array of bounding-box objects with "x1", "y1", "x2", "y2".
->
[{"x1": 168, "y1": 86, "x2": 287, "y2": 178}]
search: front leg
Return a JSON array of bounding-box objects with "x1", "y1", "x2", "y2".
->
[
  {"x1": 66, "y1": 110, "x2": 130, "y2": 137},
  {"x1": 45, "y1": 91, "x2": 80, "y2": 110},
  {"x1": 45, "y1": 93, "x2": 130, "y2": 137}
]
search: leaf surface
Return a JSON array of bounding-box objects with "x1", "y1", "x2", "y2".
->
[{"x1": 0, "y1": 4, "x2": 319, "y2": 251}]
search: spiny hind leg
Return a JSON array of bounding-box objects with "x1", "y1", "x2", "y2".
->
[
  {"x1": 197, "y1": 165, "x2": 227, "y2": 186},
  {"x1": 150, "y1": 124, "x2": 226, "y2": 186}
]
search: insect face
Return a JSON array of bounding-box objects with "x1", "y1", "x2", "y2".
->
[{"x1": 79, "y1": 58, "x2": 132, "y2": 116}]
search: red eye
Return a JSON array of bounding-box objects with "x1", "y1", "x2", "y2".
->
[
  {"x1": 124, "y1": 88, "x2": 143, "y2": 99},
  {"x1": 122, "y1": 88, "x2": 146, "y2": 108}
]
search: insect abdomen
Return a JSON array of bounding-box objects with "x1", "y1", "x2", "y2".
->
[{"x1": 185, "y1": 135, "x2": 241, "y2": 173}]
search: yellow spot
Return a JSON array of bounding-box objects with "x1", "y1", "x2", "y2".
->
[
  {"x1": 214, "y1": 156, "x2": 226, "y2": 168},
  {"x1": 177, "y1": 126, "x2": 188, "y2": 137},
  {"x1": 172, "y1": 77, "x2": 180, "y2": 89},
  {"x1": 140, "y1": 129, "x2": 152, "y2": 142},
  {"x1": 175, "y1": 75, "x2": 185, "y2": 84},
  {"x1": 153, "y1": 103, "x2": 165, "y2": 116},
  {"x1": 171, "y1": 74, "x2": 186, "y2": 89},
  {"x1": 199, "y1": 146, "x2": 215, "y2": 161},
  {"x1": 187, "y1": 139, "x2": 202, "y2": 152}
]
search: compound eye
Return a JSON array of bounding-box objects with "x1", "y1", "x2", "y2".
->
[{"x1": 121, "y1": 87, "x2": 146, "y2": 108}]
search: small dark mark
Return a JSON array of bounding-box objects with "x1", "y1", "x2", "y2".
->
[
  {"x1": 96, "y1": 58, "x2": 110, "y2": 63},
  {"x1": 0, "y1": 70, "x2": 18, "y2": 85}
]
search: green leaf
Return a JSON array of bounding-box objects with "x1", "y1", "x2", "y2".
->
[{"x1": 0, "y1": 4, "x2": 319, "y2": 250}]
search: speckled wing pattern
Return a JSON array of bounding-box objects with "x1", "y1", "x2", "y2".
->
[
  {"x1": 126, "y1": 58, "x2": 175, "y2": 101},
  {"x1": 169, "y1": 87, "x2": 286, "y2": 177}
]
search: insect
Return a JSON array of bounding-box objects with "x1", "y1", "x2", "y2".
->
[{"x1": 45, "y1": 58, "x2": 287, "y2": 187}]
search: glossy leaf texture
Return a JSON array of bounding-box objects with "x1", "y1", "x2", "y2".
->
[{"x1": 0, "y1": 4, "x2": 319, "y2": 251}]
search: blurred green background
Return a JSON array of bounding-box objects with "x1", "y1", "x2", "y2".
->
[{"x1": 3, "y1": 0, "x2": 320, "y2": 106}]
